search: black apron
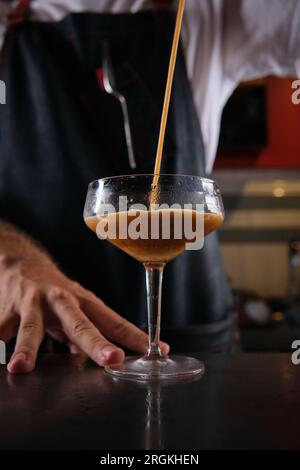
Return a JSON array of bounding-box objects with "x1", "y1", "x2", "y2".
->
[{"x1": 0, "y1": 3, "x2": 235, "y2": 352}]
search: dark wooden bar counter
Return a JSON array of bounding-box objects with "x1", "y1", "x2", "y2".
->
[{"x1": 0, "y1": 353, "x2": 299, "y2": 450}]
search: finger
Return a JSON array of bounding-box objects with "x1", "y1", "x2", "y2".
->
[
  {"x1": 78, "y1": 292, "x2": 170, "y2": 356},
  {"x1": 7, "y1": 291, "x2": 44, "y2": 374},
  {"x1": 47, "y1": 288, "x2": 125, "y2": 366}
]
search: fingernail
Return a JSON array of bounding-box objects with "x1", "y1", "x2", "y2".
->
[
  {"x1": 101, "y1": 345, "x2": 119, "y2": 359},
  {"x1": 7, "y1": 352, "x2": 32, "y2": 373},
  {"x1": 8, "y1": 352, "x2": 27, "y2": 366}
]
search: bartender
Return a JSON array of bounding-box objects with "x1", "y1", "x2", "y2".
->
[{"x1": 0, "y1": 0, "x2": 299, "y2": 374}]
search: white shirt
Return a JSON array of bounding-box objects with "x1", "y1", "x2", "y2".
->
[{"x1": 1, "y1": 0, "x2": 300, "y2": 172}]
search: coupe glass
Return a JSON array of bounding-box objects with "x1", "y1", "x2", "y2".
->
[{"x1": 84, "y1": 174, "x2": 224, "y2": 381}]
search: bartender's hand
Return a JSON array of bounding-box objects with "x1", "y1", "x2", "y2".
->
[{"x1": 0, "y1": 221, "x2": 169, "y2": 374}]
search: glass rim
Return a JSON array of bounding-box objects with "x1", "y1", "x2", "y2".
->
[{"x1": 88, "y1": 173, "x2": 216, "y2": 187}]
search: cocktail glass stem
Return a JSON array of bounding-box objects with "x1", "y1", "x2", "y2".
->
[{"x1": 144, "y1": 265, "x2": 165, "y2": 359}]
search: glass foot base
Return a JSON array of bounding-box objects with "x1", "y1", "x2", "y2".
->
[{"x1": 105, "y1": 355, "x2": 205, "y2": 381}]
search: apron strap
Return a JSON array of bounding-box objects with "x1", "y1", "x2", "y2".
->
[{"x1": 8, "y1": 0, "x2": 32, "y2": 28}]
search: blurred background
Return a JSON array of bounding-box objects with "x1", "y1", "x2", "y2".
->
[{"x1": 213, "y1": 76, "x2": 300, "y2": 352}]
